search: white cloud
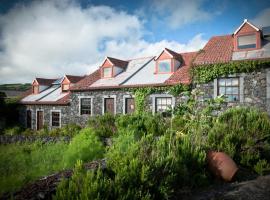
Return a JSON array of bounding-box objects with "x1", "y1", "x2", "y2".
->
[
  {"x1": 252, "y1": 8, "x2": 270, "y2": 27},
  {"x1": 0, "y1": 0, "x2": 206, "y2": 83},
  {"x1": 151, "y1": 0, "x2": 211, "y2": 29}
]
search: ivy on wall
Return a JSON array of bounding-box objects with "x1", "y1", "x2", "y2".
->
[
  {"x1": 191, "y1": 59, "x2": 270, "y2": 84},
  {"x1": 128, "y1": 84, "x2": 190, "y2": 114}
]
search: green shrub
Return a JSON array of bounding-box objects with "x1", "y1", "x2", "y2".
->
[
  {"x1": 116, "y1": 113, "x2": 167, "y2": 138},
  {"x1": 254, "y1": 159, "x2": 270, "y2": 175},
  {"x1": 4, "y1": 126, "x2": 22, "y2": 135},
  {"x1": 49, "y1": 123, "x2": 81, "y2": 137},
  {"x1": 208, "y1": 107, "x2": 270, "y2": 171},
  {"x1": 88, "y1": 113, "x2": 116, "y2": 138},
  {"x1": 63, "y1": 128, "x2": 105, "y2": 168}
]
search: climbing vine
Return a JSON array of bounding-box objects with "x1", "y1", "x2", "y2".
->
[
  {"x1": 128, "y1": 84, "x2": 190, "y2": 114},
  {"x1": 191, "y1": 59, "x2": 270, "y2": 84}
]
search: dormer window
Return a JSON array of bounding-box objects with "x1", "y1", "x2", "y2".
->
[
  {"x1": 33, "y1": 85, "x2": 39, "y2": 94},
  {"x1": 100, "y1": 57, "x2": 128, "y2": 78},
  {"x1": 103, "y1": 67, "x2": 112, "y2": 78},
  {"x1": 233, "y1": 19, "x2": 261, "y2": 51},
  {"x1": 237, "y1": 34, "x2": 257, "y2": 49},
  {"x1": 157, "y1": 60, "x2": 171, "y2": 73},
  {"x1": 155, "y1": 48, "x2": 182, "y2": 74},
  {"x1": 62, "y1": 84, "x2": 69, "y2": 92}
]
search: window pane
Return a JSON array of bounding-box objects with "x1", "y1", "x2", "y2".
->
[
  {"x1": 218, "y1": 79, "x2": 226, "y2": 86},
  {"x1": 232, "y1": 79, "x2": 239, "y2": 86},
  {"x1": 232, "y1": 87, "x2": 239, "y2": 94},
  {"x1": 155, "y1": 97, "x2": 172, "y2": 112},
  {"x1": 103, "y1": 68, "x2": 112, "y2": 77},
  {"x1": 158, "y1": 61, "x2": 171, "y2": 73},
  {"x1": 81, "y1": 98, "x2": 91, "y2": 115},
  {"x1": 226, "y1": 79, "x2": 232, "y2": 86},
  {"x1": 219, "y1": 87, "x2": 225, "y2": 95},
  {"x1": 238, "y1": 34, "x2": 256, "y2": 49},
  {"x1": 226, "y1": 87, "x2": 232, "y2": 93},
  {"x1": 52, "y1": 112, "x2": 60, "y2": 127}
]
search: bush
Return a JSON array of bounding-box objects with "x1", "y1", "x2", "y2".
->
[
  {"x1": 56, "y1": 131, "x2": 208, "y2": 200},
  {"x1": 116, "y1": 113, "x2": 167, "y2": 138},
  {"x1": 207, "y1": 107, "x2": 270, "y2": 172},
  {"x1": 88, "y1": 113, "x2": 116, "y2": 138},
  {"x1": 49, "y1": 123, "x2": 81, "y2": 137},
  {"x1": 4, "y1": 126, "x2": 22, "y2": 135},
  {"x1": 63, "y1": 128, "x2": 105, "y2": 168}
]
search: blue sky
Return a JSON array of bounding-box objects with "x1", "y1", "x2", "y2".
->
[{"x1": 0, "y1": 0, "x2": 270, "y2": 83}]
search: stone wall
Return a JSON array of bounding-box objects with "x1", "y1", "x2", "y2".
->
[
  {"x1": 19, "y1": 104, "x2": 71, "y2": 130},
  {"x1": 195, "y1": 68, "x2": 270, "y2": 114}
]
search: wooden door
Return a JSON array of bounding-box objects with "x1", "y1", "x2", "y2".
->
[
  {"x1": 104, "y1": 98, "x2": 115, "y2": 114},
  {"x1": 125, "y1": 98, "x2": 135, "y2": 114},
  {"x1": 26, "y1": 110, "x2": 32, "y2": 129},
  {"x1": 36, "y1": 111, "x2": 43, "y2": 130}
]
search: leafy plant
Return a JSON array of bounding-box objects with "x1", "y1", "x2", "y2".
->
[
  {"x1": 88, "y1": 113, "x2": 116, "y2": 138},
  {"x1": 207, "y1": 107, "x2": 270, "y2": 171},
  {"x1": 63, "y1": 128, "x2": 105, "y2": 168}
]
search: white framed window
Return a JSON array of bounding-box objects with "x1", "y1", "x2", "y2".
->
[
  {"x1": 103, "y1": 67, "x2": 112, "y2": 78},
  {"x1": 79, "y1": 96, "x2": 93, "y2": 116},
  {"x1": 151, "y1": 94, "x2": 175, "y2": 115},
  {"x1": 51, "y1": 111, "x2": 61, "y2": 128},
  {"x1": 218, "y1": 78, "x2": 240, "y2": 102},
  {"x1": 123, "y1": 95, "x2": 135, "y2": 114},
  {"x1": 237, "y1": 34, "x2": 256, "y2": 49},
  {"x1": 157, "y1": 60, "x2": 171, "y2": 73},
  {"x1": 102, "y1": 95, "x2": 116, "y2": 115}
]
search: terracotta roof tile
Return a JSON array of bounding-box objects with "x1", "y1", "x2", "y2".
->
[
  {"x1": 36, "y1": 78, "x2": 57, "y2": 85},
  {"x1": 194, "y1": 35, "x2": 233, "y2": 65},
  {"x1": 165, "y1": 52, "x2": 198, "y2": 84},
  {"x1": 107, "y1": 57, "x2": 129, "y2": 69},
  {"x1": 70, "y1": 69, "x2": 101, "y2": 91},
  {"x1": 65, "y1": 75, "x2": 85, "y2": 83}
]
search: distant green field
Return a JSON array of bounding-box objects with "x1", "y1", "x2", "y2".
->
[{"x1": 0, "y1": 83, "x2": 31, "y2": 91}]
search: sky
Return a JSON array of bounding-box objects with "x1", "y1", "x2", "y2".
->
[{"x1": 0, "y1": 0, "x2": 270, "y2": 83}]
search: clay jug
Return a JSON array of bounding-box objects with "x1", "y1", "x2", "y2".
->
[{"x1": 207, "y1": 151, "x2": 238, "y2": 182}]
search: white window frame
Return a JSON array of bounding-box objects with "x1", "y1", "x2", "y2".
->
[
  {"x1": 123, "y1": 94, "x2": 135, "y2": 114},
  {"x1": 35, "y1": 109, "x2": 44, "y2": 130},
  {"x1": 150, "y1": 94, "x2": 175, "y2": 114},
  {"x1": 78, "y1": 96, "x2": 94, "y2": 116},
  {"x1": 214, "y1": 74, "x2": 244, "y2": 103},
  {"x1": 26, "y1": 109, "x2": 33, "y2": 129},
  {"x1": 50, "y1": 110, "x2": 61, "y2": 128},
  {"x1": 102, "y1": 95, "x2": 116, "y2": 115}
]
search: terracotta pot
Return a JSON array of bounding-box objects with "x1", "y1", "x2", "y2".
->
[{"x1": 207, "y1": 151, "x2": 238, "y2": 182}]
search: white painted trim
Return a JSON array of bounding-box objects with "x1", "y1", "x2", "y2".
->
[
  {"x1": 26, "y1": 108, "x2": 34, "y2": 129},
  {"x1": 102, "y1": 95, "x2": 117, "y2": 115},
  {"x1": 50, "y1": 110, "x2": 61, "y2": 128},
  {"x1": 150, "y1": 94, "x2": 175, "y2": 114},
  {"x1": 78, "y1": 96, "x2": 94, "y2": 116},
  {"x1": 234, "y1": 19, "x2": 260, "y2": 35},
  {"x1": 213, "y1": 79, "x2": 218, "y2": 98},
  {"x1": 35, "y1": 109, "x2": 44, "y2": 130},
  {"x1": 123, "y1": 94, "x2": 135, "y2": 114},
  {"x1": 239, "y1": 75, "x2": 244, "y2": 103}
]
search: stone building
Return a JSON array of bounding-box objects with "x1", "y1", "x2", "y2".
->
[{"x1": 20, "y1": 19, "x2": 270, "y2": 130}]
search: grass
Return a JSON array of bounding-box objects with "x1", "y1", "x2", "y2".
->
[{"x1": 0, "y1": 141, "x2": 69, "y2": 195}]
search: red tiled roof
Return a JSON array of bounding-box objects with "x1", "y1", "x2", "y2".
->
[
  {"x1": 107, "y1": 57, "x2": 129, "y2": 69},
  {"x1": 70, "y1": 69, "x2": 101, "y2": 91},
  {"x1": 193, "y1": 35, "x2": 234, "y2": 65},
  {"x1": 165, "y1": 52, "x2": 198, "y2": 84},
  {"x1": 65, "y1": 75, "x2": 85, "y2": 83},
  {"x1": 35, "y1": 78, "x2": 57, "y2": 85},
  {"x1": 164, "y1": 48, "x2": 183, "y2": 62}
]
